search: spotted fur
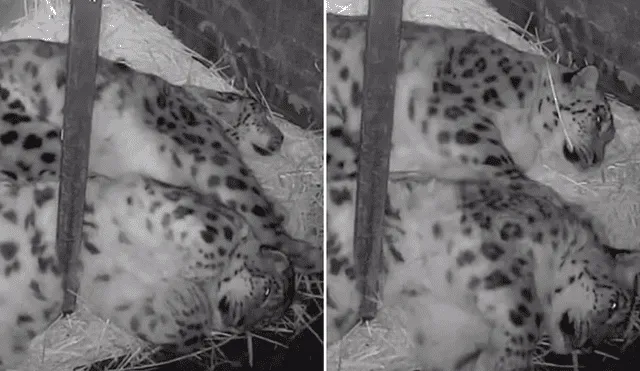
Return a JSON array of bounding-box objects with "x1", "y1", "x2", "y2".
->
[
  {"x1": 327, "y1": 14, "x2": 615, "y2": 182},
  {"x1": 327, "y1": 14, "x2": 634, "y2": 370},
  {"x1": 327, "y1": 177, "x2": 640, "y2": 371},
  {"x1": 0, "y1": 174, "x2": 307, "y2": 369},
  {"x1": 0, "y1": 38, "x2": 320, "y2": 274}
]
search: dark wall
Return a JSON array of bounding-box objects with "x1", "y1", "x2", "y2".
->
[
  {"x1": 537, "y1": 0, "x2": 640, "y2": 110},
  {"x1": 486, "y1": 0, "x2": 538, "y2": 34},
  {"x1": 139, "y1": 0, "x2": 323, "y2": 130},
  {"x1": 487, "y1": 0, "x2": 640, "y2": 109}
]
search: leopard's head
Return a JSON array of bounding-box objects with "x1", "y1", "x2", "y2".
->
[
  {"x1": 198, "y1": 209, "x2": 295, "y2": 333},
  {"x1": 184, "y1": 85, "x2": 284, "y2": 157},
  {"x1": 547, "y1": 239, "x2": 640, "y2": 354},
  {"x1": 234, "y1": 99, "x2": 284, "y2": 157},
  {"x1": 211, "y1": 222, "x2": 295, "y2": 332},
  {"x1": 553, "y1": 66, "x2": 616, "y2": 171}
]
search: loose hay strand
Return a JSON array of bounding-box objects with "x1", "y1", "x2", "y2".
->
[{"x1": 545, "y1": 59, "x2": 574, "y2": 152}]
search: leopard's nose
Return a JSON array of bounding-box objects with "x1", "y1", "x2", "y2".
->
[
  {"x1": 563, "y1": 141, "x2": 581, "y2": 165},
  {"x1": 219, "y1": 296, "x2": 249, "y2": 329},
  {"x1": 563, "y1": 142, "x2": 592, "y2": 170},
  {"x1": 268, "y1": 131, "x2": 284, "y2": 152}
]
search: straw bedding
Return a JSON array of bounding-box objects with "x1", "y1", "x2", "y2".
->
[
  {"x1": 326, "y1": 0, "x2": 640, "y2": 370},
  {"x1": 0, "y1": 0, "x2": 323, "y2": 370}
]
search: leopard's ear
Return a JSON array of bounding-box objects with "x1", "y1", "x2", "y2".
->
[
  {"x1": 279, "y1": 235, "x2": 323, "y2": 275},
  {"x1": 259, "y1": 246, "x2": 291, "y2": 273},
  {"x1": 570, "y1": 65, "x2": 600, "y2": 91},
  {"x1": 605, "y1": 245, "x2": 640, "y2": 291},
  {"x1": 602, "y1": 243, "x2": 636, "y2": 258}
]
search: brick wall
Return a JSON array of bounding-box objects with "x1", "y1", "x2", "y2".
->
[
  {"x1": 139, "y1": 0, "x2": 323, "y2": 130},
  {"x1": 485, "y1": 0, "x2": 538, "y2": 34},
  {"x1": 487, "y1": 0, "x2": 640, "y2": 109},
  {"x1": 537, "y1": 0, "x2": 640, "y2": 109}
]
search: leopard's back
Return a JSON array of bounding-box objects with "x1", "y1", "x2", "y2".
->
[
  {"x1": 0, "y1": 38, "x2": 322, "y2": 275},
  {"x1": 327, "y1": 13, "x2": 615, "y2": 183}
]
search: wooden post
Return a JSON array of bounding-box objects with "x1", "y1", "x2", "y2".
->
[
  {"x1": 57, "y1": 0, "x2": 103, "y2": 315},
  {"x1": 353, "y1": 0, "x2": 404, "y2": 320}
]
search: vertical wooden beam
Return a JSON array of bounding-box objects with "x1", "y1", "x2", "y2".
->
[
  {"x1": 353, "y1": 0, "x2": 404, "y2": 320},
  {"x1": 57, "y1": 0, "x2": 103, "y2": 315}
]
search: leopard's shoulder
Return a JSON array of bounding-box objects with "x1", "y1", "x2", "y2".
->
[{"x1": 0, "y1": 38, "x2": 322, "y2": 276}]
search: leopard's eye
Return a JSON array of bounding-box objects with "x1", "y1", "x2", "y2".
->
[
  {"x1": 609, "y1": 292, "x2": 621, "y2": 315},
  {"x1": 263, "y1": 283, "x2": 272, "y2": 300},
  {"x1": 595, "y1": 115, "x2": 603, "y2": 131}
]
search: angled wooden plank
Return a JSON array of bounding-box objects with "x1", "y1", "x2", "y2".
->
[
  {"x1": 57, "y1": 0, "x2": 103, "y2": 315},
  {"x1": 353, "y1": 0, "x2": 404, "y2": 320}
]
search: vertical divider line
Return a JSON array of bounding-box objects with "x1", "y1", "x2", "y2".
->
[{"x1": 322, "y1": 6, "x2": 328, "y2": 371}]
